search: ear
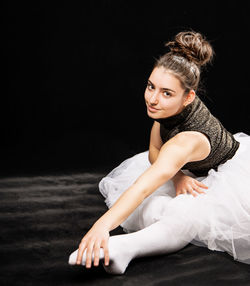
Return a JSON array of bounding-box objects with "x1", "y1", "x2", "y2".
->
[{"x1": 184, "y1": 90, "x2": 196, "y2": 106}]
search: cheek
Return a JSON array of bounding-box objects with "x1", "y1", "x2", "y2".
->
[
  {"x1": 144, "y1": 89, "x2": 149, "y2": 100},
  {"x1": 159, "y1": 98, "x2": 175, "y2": 111},
  {"x1": 159, "y1": 98, "x2": 167, "y2": 108}
]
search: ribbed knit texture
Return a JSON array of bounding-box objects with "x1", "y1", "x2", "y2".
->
[{"x1": 156, "y1": 95, "x2": 240, "y2": 176}]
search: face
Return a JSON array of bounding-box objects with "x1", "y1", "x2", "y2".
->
[{"x1": 144, "y1": 66, "x2": 192, "y2": 120}]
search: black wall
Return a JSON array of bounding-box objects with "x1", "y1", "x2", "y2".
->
[{"x1": 4, "y1": 1, "x2": 250, "y2": 176}]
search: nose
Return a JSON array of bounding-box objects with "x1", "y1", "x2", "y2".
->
[{"x1": 149, "y1": 91, "x2": 159, "y2": 105}]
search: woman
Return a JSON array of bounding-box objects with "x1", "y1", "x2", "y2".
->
[{"x1": 68, "y1": 31, "x2": 250, "y2": 274}]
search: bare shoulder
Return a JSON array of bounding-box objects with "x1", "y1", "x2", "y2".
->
[
  {"x1": 174, "y1": 131, "x2": 210, "y2": 145},
  {"x1": 172, "y1": 131, "x2": 211, "y2": 161}
]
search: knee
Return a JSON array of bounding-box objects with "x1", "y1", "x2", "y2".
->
[{"x1": 139, "y1": 196, "x2": 171, "y2": 228}]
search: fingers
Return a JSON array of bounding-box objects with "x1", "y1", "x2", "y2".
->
[
  {"x1": 194, "y1": 181, "x2": 208, "y2": 194},
  {"x1": 187, "y1": 185, "x2": 205, "y2": 197},
  {"x1": 197, "y1": 181, "x2": 209, "y2": 189},
  {"x1": 193, "y1": 186, "x2": 205, "y2": 195},
  {"x1": 177, "y1": 184, "x2": 207, "y2": 197},
  {"x1": 184, "y1": 180, "x2": 208, "y2": 197},
  {"x1": 76, "y1": 239, "x2": 107, "y2": 269},
  {"x1": 190, "y1": 190, "x2": 198, "y2": 197},
  {"x1": 103, "y1": 240, "x2": 110, "y2": 266},
  {"x1": 93, "y1": 243, "x2": 101, "y2": 267},
  {"x1": 175, "y1": 177, "x2": 209, "y2": 197},
  {"x1": 76, "y1": 240, "x2": 86, "y2": 265},
  {"x1": 85, "y1": 241, "x2": 95, "y2": 268}
]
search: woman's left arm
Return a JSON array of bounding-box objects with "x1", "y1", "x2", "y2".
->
[{"x1": 76, "y1": 131, "x2": 210, "y2": 268}]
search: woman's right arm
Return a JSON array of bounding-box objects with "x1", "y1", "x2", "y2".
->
[
  {"x1": 148, "y1": 121, "x2": 208, "y2": 196},
  {"x1": 149, "y1": 121, "x2": 185, "y2": 179},
  {"x1": 148, "y1": 121, "x2": 163, "y2": 164},
  {"x1": 76, "y1": 130, "x2": 210, "y2": 268}
]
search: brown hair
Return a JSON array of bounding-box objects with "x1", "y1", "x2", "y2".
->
[{"x1": 155, "y1": 31, "x2": 214, "y2": 93}]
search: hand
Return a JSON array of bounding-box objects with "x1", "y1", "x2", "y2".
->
[
  {"x1": 173, "y1": 174, "x2": 208, "y2": 197},
  {"x1": 76, "y1": 222, "x2": 110, "y2": 268}
]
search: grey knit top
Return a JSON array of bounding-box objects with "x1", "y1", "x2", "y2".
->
[{"x1": 156, "y1": 95, "x2": 240, "y2": 176}]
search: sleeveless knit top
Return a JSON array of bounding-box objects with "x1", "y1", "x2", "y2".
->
[{"x1": 155, "y1": 95, "x2": 240, "y2": 176}]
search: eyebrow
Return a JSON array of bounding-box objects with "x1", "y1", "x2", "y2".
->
[{"x1": 147, "y1": 79, "x2": 176, "y2": 93}]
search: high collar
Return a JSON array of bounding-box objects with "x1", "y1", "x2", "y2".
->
[{"x1": 154, "y1": 95, "x2": 199, "y2": 129}]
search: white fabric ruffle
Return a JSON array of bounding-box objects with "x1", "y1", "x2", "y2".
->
[{"x1": 99, "y1": 132, "x2": 250, "y2": 264}]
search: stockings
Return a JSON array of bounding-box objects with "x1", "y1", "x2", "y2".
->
[{"x1": 69, "y1": 195, "x2": 195, "y2": 274}]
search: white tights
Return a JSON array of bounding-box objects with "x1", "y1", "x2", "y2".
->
[{"x1": 69, "y1": 196, "x2": 195, "y2": 274}]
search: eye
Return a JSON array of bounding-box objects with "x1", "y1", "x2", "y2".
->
[
  {"x1": 163, "y1": 91, "x2": 171, "y2": 97},
  {"x1": 147, "y1": 83, "x2": 154, "y2": 91}
]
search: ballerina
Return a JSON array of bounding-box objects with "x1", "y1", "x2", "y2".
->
[{"x1": 68, "y1": 31, "x2": 250, "y2": 274}]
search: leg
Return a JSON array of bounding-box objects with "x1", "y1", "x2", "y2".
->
[{"x1": 69, "y1": 215, "x2": 193, "y2": 275}]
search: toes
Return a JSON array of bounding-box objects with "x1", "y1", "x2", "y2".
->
[{"x1": 68, "y1": 249, "x2": 78, "y2": 265}]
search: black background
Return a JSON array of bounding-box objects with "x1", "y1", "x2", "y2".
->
[{"x1": 5, "y1": 0, "x2": 250, "y2": 177}]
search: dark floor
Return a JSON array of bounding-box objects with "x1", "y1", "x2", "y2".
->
[{"x1": 0, "y1": 171, "x2": 250, "y2": 286}]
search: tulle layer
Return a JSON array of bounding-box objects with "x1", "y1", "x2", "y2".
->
[{"x1": 99, "y1": 132, "x2": 250, "y2": 264}]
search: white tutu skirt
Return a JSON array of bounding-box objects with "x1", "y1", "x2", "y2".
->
[{"x1": 99, "y1": 132, "x2": 250, "y2": 264}]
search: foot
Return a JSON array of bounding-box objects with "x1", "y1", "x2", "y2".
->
[{"x1": 68, "y1": 235, "x2": 133, "y2": 275}]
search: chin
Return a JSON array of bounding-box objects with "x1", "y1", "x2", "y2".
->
[{"x1": 146, "y1": 110, "x2": 161, "y2": 119}]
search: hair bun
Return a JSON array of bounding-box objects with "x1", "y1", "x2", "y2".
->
[{"x1": 166, "y1": 31, "x2": 214, "y2": 67}]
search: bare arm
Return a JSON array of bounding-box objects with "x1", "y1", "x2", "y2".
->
[
  {"x1": 148, "y1": 121, "x2": 163, "y2": 164},
  {"x1": 102, "y1": 132, "x2": 208, "y2": 230},
  {"x1": 97, "y1": 138, "x2": 188, "y2": 232},
  {"x1": 149, "y1": 121, "x2": 187, "y2": 181},
  {"x1": 76, "y1": 131, "x2": 210, "y2": 267},
  {"x1": 148, "y1": 121, "x2": 211, "y2": 185}
]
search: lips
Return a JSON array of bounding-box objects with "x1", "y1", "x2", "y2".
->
[{"x1": 147, "y1": 104, "x2": 159, "y2": 112}]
